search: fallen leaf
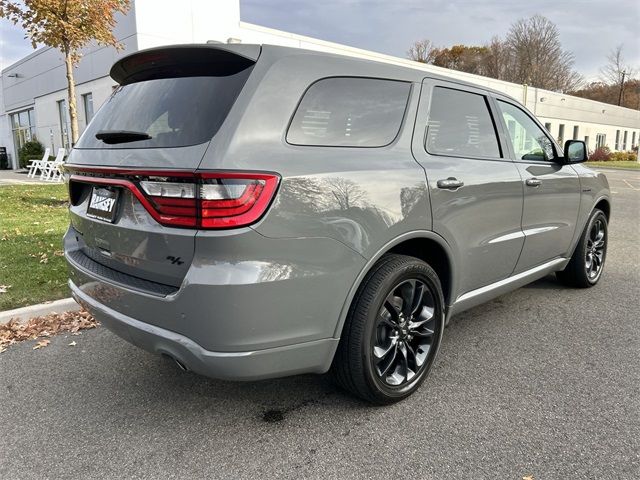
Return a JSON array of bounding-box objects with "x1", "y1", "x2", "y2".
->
[
  {"x1": 1, "y1": 310, "x2": 98, "y2": 352},
  {"x1": 68, "y1": 341, "x2": 77, "y2": 347},
  {"x1": 523, "y1": 476, "x2": 535, "y2": 480},
  {"x1": 33, "y1": 339, "x2": 51, "y2": 350},
  {"x1": 0, "y1": 285, "x2": 11, "y2": 294},
  {"x1": 0, "y1": 347, "x2": 6, "y2": 353}
]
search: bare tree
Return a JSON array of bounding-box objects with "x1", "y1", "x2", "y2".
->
[
  {"x1": 326, "y1": 178, "x2": 366, "y2": 210},
  {"x1": 483, "y1": 36, "x2": 510, "y2": 80},
  {"x1": 504, "y1": 15, "x2": 582, "y2": 92},
  {"x1": 407, "y1": 39, "x2": 437, "y2": 64},
  {"x1": 600, "y1": 45, "x2": 636, "y2": 85}
]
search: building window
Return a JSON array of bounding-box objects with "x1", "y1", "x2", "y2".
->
[
  {"x1": 573, "y1": 126, "x2": 579, "y2": 140},
  {"x1": 622, "y1": 131, "x2": 628, "y2": 150},
  {"x1": 632, "y1": 132, "x2": 637, "y2": 148},
  {"x1": 57, "y1": 99, "x2": 71, "y2": 149},
  {"x1": 9, "y1": 108, "x2": 37, "y2": 167},
  {"x1": 615, "y1": 130, "x2": 620, "y2": 150},
  {"x1": 82, "y1": 93, "x2": 94, "y2": 123},
  {"x1": 544, "y1": 122, "x2": 552, "y2": 132},
  {"x1": 557, "y1": 124, "x2": 565, "y2": 145},
  {"x1": 584, "y1": 136, "x2": 590, "y2": 150},
  {"x1": 596, "y1": 134, "x2": 606, "y2": 148}
]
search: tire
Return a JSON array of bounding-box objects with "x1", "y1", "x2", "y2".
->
[
  {"x1": 556, "y1": 209, "x2": 608, "y2": 288},
  {"x1": 331, "y1": 254, "x2": 445, "y2": 404}
]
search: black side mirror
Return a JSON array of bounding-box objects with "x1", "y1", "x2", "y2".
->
[{"x1": 564, "y1": 140, "x2": 588, "y2": 163}]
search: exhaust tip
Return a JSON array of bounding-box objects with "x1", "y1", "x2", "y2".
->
[{"x1": 161, "y1": 353, "x2": 189, "y2": 372}]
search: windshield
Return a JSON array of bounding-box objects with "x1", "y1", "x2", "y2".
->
[{"x1": 77, "y1": 69, "x2": 252, "y2": 149}]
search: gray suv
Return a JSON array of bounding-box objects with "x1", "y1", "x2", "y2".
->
[{"x1": 63, "y1": 44, "x2": 610, "y2": 403}]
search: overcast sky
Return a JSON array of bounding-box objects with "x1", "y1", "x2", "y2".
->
[{"x1": 2, "y1": 0, "x2": 639, "y2": 80}]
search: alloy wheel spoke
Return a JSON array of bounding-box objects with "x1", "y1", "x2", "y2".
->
[
  {"x1": 377, "y1": 344, "x2": 398, "y2": 376},
  {"x1": 374, "y1": 339, "x2": 397, "y2": 360},
  {"x1": 400, "y1": 280, "x2": 417, "y2": 317},
  {"x1": 398, "y1": 342, "x2": 414, "y2": 382},
  {"x1": 383, "y1": 300, "x2": 401, "y2": 325}
]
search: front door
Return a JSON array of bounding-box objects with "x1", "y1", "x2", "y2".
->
[
  {"x1": 494, "y1": 99, "x2": 580, "y2": 273},
  {"x1": 412, "y1": 80, "x2": 525, "y2": 297}
]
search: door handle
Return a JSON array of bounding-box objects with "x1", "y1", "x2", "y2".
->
[
  {"x1": 437, "y1": 177, "x2": 464, "y2": 190},
  {"x1": 525, "y1": 178, "x2": 541, "y2": 187}
]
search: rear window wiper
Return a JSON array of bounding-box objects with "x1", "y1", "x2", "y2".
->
[{"x1": 95, "y1": 130, "x2": 152, "y2": 144}]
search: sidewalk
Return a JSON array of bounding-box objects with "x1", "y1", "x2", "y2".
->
[
  {"x1": 0, "y1": 298, "x2": 80, "y2": 324},
  {"x1": 0, "y1": 169, "x2": 50, "y2": 186}
]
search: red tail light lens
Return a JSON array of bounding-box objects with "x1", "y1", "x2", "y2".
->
[{"x1": 67, "y1": 168, "x2": 280, "y2": 229}]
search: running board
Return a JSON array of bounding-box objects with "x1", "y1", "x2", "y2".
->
[{"x1": 448, "y1": 258, "x2": 568, "y2": 318}]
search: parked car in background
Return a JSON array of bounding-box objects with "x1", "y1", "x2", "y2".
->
[{"x1": 63, "y1": 44, "x2": 610, "y2": 403}]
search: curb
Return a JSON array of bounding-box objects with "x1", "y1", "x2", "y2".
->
[
  {"x1": 588, "y1": 166, "x2": 640, "y2": 173},
  {"x1": 0, "y1": 298, "x2": 80, "y2": 325}
]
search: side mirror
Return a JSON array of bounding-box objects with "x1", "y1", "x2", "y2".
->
[{"x1": 563, "y1": 140, "x2": 588, "y2": 163}]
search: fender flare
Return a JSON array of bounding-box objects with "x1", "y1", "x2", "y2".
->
[
  {"x1": 332, "y1": 230, "x2": 456, "y2": 338},
  {"x1": 567, "y1": 194, "x2": 611, "y2": 260}
]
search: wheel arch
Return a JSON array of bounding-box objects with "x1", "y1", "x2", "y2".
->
[
  {"x1": 332, "y1": 231, "x2": 456, "y2": 338},
  {"x1": 594, "y1": 197, "x2": 611, "y2": 221}
]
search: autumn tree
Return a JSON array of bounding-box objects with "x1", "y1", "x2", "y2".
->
[
  {"x1": 0, "y1": 0, "x2": 130, "y2": 144},
  {"x1": 431, "y1": 45, "x2": 489, "y2": 75},
  {"x1": 406, "y1": 15, "x2": 583, "y2": 92}
]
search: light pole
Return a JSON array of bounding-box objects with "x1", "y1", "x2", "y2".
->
[{"x1": 617, "y1": 70, "x2": 627, "y2": 106}]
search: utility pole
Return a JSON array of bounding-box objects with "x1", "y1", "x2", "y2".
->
[{"x1": 617, "y1": 70, "x2": 626, "y2": 106}]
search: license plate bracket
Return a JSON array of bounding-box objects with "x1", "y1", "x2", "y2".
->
[{"x1": 87, "y1": 186, "x2": 120, "y2": 223}]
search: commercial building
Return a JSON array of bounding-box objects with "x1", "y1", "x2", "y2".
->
[{"x1": 1, "y1": 0, "x2": 639, "y2": 168}]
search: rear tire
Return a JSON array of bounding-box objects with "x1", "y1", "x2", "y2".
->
[
  {"x1": 556, "y1": 209, "x2": 608, "y2": 288},
  {"x1": 331, "y1": 254, "x2": 445, "y2": 404}
]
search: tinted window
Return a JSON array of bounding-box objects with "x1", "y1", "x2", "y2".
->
[
  {"x1": 497, "y1": 100, "x2": 555, "y2": 161},
  {"x1": 425, "y1": 87, "x2": 501, "y2": 158},
  {"x1": 287, "y1": 77, "x2": 410, "y2": 147},
  {"x1": 77, "y1": 69, "x2": 252, "y2": 149}
]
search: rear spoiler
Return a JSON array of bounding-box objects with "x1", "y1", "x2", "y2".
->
[{"x1": 110, "y1": 44, "x2": 261, "y2": 85}]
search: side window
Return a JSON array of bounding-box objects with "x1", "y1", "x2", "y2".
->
[
  {"x1": 497, "y1": 100, "x2": 555, "y2": 162},
  {"x1": 287, "y1": 77, "x2": 410, "y2": 147},
  {"x1": 425, "y1": 87, "x2": 501, "y2": 158}
]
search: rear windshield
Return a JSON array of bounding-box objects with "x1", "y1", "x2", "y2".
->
[{"x1": 77, "y1": 69, "x2": 252, "y2": 149}]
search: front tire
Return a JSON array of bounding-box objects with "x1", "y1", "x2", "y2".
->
[
  {"x1": 331, "y1": 254, "x2": 445, "y2": 404},
  {"x1": 557, "y1": 208, "x2": 608, "y2": 288}
]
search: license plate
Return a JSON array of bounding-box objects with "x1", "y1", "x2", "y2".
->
[{"x1": 87, "y1": 187, "x2": 120, "y2": 223}]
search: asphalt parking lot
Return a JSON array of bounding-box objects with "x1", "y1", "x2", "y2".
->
[{"x1": 1, "y1": 168, "x2": 639, "y2": 479}]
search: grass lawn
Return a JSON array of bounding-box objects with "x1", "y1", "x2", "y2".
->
[
  {"x1": 0, "y1": 184, "x2": 70, "y2": 311},
  {"x1": 586, "y1": 161, "x2": 640, "y2": 170}
]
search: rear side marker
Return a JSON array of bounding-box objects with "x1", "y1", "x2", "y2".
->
[{"x1": 64, "y1": 166, "x2": 280, "y2": 229}]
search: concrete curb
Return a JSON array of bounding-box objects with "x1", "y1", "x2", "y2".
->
[
  {"x1": 588, "y1": 166, "x2": 640, "y2": 173},
  {"x1": 0, "y1": 298, "x2": 80, "y2": 325}
]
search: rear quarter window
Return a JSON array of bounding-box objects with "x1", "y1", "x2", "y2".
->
[{"x1": 287, "y1": 77, "x2": 411, "y2": 147}]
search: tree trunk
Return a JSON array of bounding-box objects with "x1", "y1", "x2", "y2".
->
[{"x1": 63, "y1": 47, "x2": 79, "y2": 146}]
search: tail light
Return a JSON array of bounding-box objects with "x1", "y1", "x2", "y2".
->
[{"x1": 67, "y1": 168, "x2": 280, "y2": 229}]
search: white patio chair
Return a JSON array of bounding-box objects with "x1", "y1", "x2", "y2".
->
[
  {"x1": 27, "y1": 147, "x2": 51, "y2": 178},
  {"x1": 40, "y1": 148, "x2": 66, "y2": 182}
]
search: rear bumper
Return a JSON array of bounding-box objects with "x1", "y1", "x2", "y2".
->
[{"x1": 71, "y1": 280, "x2": 339, "y2": 380}]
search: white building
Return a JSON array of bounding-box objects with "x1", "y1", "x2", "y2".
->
[{"x1": 1, "y1": 0, "x2": 639, "y2": 169}]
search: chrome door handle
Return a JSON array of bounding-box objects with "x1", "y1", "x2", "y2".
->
[
  {"x1": 437, "y1": 177, "x2": 464, "y2": 190},
  {"x1": 526, "y1": 178, "x2": 541, "y2": 187}
]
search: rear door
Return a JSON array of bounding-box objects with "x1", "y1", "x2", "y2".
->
[
  {"x1": 494, "y1": 99, "x2": 580, "y2": 273},
  {"x1": 66, "y1": 46, "x2": 257, "y2": 288},
  {"x1": 412, "y1": 79, "x2": 524, "y2": 297}
]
